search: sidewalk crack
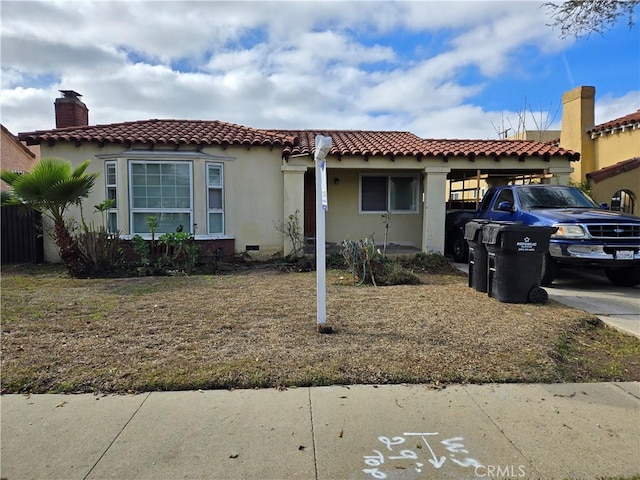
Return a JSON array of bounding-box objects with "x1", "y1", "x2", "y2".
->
[
  {"x1": 464, "y1": 386, "x2": 544, "y2": 479},
  {"x1": 308, "y1": 387, "x2": 319, "y2": 480},
  {"x1": 83, "y1": 392, "x2": 151, "y2": 479}
]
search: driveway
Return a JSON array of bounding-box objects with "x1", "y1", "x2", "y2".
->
[
  {"x1": 452, "y1": 262, "x2": 640, "y2": 338},
  {"x1": 547, "y1": 267, "x2": 640, "y2": 338}
]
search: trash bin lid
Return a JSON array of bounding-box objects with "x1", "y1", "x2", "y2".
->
[
  {"x1": 482, "y1": 224, "x2": 557, "y2": 252},
  {"x1": 464, "y1": 219, "x2": 490, "y2": 241},
  {"x1": 480, "y1": 222, "x2": 516, "y2": 245}
]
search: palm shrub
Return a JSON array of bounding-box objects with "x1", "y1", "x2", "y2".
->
[
  {"x1": 1, "y1": 158, "x2": 99, "y2": 276},
  {"x1": 73, "y1": 200, "x2": 123, "y2": 274}
]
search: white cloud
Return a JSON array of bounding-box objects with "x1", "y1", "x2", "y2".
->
[
  {"x1": 0, "y1": 0, "x2": 637, "y2": 140},
  {"x1": 595, "y1": 90, "x2": 640, "y2": 124}
]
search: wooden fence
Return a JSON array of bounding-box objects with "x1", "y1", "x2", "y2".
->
[{"x1": 1, "y1": 206, "x2": 44, "y2": 264}]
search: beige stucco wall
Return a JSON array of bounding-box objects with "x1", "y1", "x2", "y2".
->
[
  {"x1": 318, "y1": 155, "x2": 574, "y2": 250},
  {"x1": 38, "y1": 142, "x2": 285, "y2": 262},
  {"x1": 323, "y1": 168, "x2": 423, "y2": 248},
  {"x1": 559, "y1": 86, "x2": 640, "y2": 195},
  {"x1": 590, "y1": 169, "x2": 640, "y2": 208},
  {"x1": 592, "y1": 129, "x2": 640, "y2": 170},
  {"x1": 36, "y1": 140, "x2": 577, "y2": 263},
  {"x1": 589, "y1": 129, "x2": 640, "y2": 206},
  {"x1": 561, "y1": 86, "x2": 596, "y2": 182}
]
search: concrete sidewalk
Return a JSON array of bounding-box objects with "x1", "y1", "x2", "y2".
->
[{"x1": 2, "y1": 382, "x2": 639, "y2": 480}]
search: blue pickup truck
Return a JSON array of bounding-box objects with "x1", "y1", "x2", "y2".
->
[{"x1": 446, "y1": 184, "x2": 640, "y2": 287}]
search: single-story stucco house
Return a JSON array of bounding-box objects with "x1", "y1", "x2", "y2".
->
[{"x1": 18, "y1": 91, "x2": 579, "y2": 263}]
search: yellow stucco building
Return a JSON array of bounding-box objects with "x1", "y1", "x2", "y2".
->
[{"x1": 560, "y1": 86, "x2": 640, "y2": 214}]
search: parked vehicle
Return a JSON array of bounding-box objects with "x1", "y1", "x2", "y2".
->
[{"x1": 445, "y1": 184, "x2": 640, "y2": 287}]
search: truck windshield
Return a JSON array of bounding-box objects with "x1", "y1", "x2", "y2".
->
[{"x1": 517, "y1": 186, "x2": 600, "y2": 209}]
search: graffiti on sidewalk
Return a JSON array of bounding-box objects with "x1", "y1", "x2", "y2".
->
[{"x1": 362, "y1": 432, "x2": 483, "y2": 478}]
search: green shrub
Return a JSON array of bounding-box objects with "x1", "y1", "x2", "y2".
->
[
  {"x1": 376, "y1": 260, "x2": 421, "y2": 286},
  {"x1": 75, "y1": 226, "x2": 124, "y2": 273},
  {"x1": 158, "y1": 231, "x2": 200, "y2": 272},
  {"x1": 340, "y1": 237, "x2": 422, "y2": 286}
]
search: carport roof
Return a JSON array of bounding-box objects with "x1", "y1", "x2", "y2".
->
[{"x1": 18, "y1": 119, "x2": 580, "y2": 161}]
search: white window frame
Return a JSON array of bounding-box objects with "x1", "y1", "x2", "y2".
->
[
  {"x1": 359, "y1": 174, "x2": 419, "y2": 214},
  {"x1": 128, "y1": 160, "x2": 193, "y2": 236},
  {"x1": 206, "y1": 162, "x2": 225, "y2": 235},
  {"x1": 105, "y1": 161, "x2": 118, "y2": 233}
]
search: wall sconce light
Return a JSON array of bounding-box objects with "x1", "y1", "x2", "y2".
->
[{"x1": 334, "y1": 178, "x2": 340, "y2": 185}]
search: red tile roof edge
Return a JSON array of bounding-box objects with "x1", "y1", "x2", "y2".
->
[
  {"x1": 586, "y1": 157, "x2": 640, "y2": 183},
  {"x1": 588, "y1": 110, "x2": 640, "y2": 134},
  {"x1": 18, "y1": 119, "x2": 580, "y2": 161}
]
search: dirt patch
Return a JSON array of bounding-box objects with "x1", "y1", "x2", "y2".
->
[{"x1": 2, "y1": 264, "x2": 638, "y2": 393}]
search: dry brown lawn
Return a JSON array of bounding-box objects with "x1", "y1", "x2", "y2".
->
[{"x1": 1, "y1": 263, "x2": 639, "y2": 393}]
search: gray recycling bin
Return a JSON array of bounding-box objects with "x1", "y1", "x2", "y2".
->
[
  {"x1": 482, "y1": 223, "x2": 557, "y2": 304},
  {"x1": 464, "y1": 220, "x2": 490, "y2": 292}
]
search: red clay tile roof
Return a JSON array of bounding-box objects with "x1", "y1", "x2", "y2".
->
[
  {"x1": 588, "y1": 110, "x2": 640, "y2": 134},
  {"x1": 586, "y1": 157, "x2": 640, "y2": 183},
  {"x1": 19, "y1": 119, "x2": 297, "y2": 149},
  {"x1": 274, "y1": 129, "x2": 578, "y2": 160},
  {"x1": 18, "y1": 119, "x2": 579, "y2": 161}
]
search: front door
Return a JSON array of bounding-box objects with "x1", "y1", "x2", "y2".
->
[{"x1": 304, "y1": 171, "x2": 315, "y2": 238}]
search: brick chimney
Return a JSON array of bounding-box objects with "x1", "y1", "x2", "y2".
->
[
  {"x1": 55, "y1": 90, "x2": 89, "y2": 128},
  {"x1": 560, "y1": 86, "x2": 595, "y2": 181}
]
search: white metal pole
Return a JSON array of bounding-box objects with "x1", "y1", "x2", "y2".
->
[
  {"x1": 313, "y1": 135, "x2": 332, "y2": 327},
  {"x1": 315, "y1": 159, "x2": 326, "y2": 325}
]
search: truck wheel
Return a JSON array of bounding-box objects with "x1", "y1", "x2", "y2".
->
[
  {"x1": 604, "y1": 266, "x2": 640, "y2": 287},
  {"x1": 540, "y1": 253, "x2": 557, "y2": 286},
  {"x1": 452, "y1": 231, "x2": 468, "y2": 263}
]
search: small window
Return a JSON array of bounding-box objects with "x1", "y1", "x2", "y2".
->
[
  {"x1": 493, "y1": 189, "x2": 514, "y2": 211},
  {"x1": 361, "y1": 175, "x2": 418, "y2": 213},
  {"x1": 479, "y1": 189, "x2": 497, "y2": 212},
  {"x1": 207, "y1": 163, "x2": 224, "y2": 235},
  {"x1": 361, "y1": 176, "x2": 388, "y2": 212},
  {"x1": 611, "y1": 189, "x2": 635, "y2": 214},
  {"x1": 105, "y1": 161, "x2": 118, "y2": 232}
]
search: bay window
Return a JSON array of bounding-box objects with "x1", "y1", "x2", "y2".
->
[{"x1": 129, "y1": 161, "x2": 192, "y2": 234}]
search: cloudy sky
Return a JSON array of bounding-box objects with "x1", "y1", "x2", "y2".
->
[{"x1": 1, "y1": 0, "x2": 639, "y2": 139}]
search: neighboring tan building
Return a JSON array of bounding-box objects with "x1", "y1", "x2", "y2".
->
[
  {"x1": 1, "y1": 124, "x2": 39, "y2": 191},
  {"x1": 19, "y1": 91, "x2": 579, "y2": 263},
  {"x1": 586, "y1": 157, "x2": 640, "y2": 214},
  {"x1": 506, "y1": 130, "x2": 561, "y2": 144},
  {"x1": 560, "y1": 86, "x2": 640, "y2": 213}
]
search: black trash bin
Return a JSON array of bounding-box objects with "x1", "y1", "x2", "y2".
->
[
  {"x1": 464, "y1": 220, "x2": 490, "y2": 292},
  {"x1": 483, "y1": 223, "x2": 557, "y2": 304}
]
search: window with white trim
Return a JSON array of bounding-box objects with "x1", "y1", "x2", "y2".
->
[
  {"x1": 129, "y1": 161, "x2": 192, "y2": 234},
  {"x1": 360, "y1": 174, "x2": 419, "y2": 213},
  {"x1": 207, "y1": 163, "x2": 224, "y2": 235},
  {"x1": 105, "y1": 161, "x2": 118, "y2": 233}
]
